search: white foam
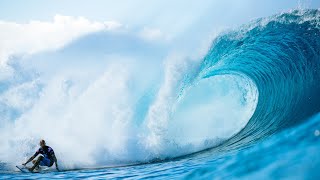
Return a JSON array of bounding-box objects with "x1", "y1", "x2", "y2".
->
[{"x1": 0, "y1": 11, "x2": 261, "y2": 170}]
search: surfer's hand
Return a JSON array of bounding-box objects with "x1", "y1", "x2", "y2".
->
[{"x1": 22, "y1": 163, "x2": 26, "y2": 166}]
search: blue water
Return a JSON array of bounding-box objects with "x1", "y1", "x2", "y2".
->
[
  {"x1": 1, "y1": 9, "x2": 320, "y2": 179},
  {"x1": 2, "y1": 113, "x2": 320, "y2": 179}
]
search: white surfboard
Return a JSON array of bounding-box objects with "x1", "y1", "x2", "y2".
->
[
  {"x1": 16, "y1": 165, "x2": 41, "y2": 173},
  {"x1": 16, "y1": 165, "x2": 30, "y2": 173}
]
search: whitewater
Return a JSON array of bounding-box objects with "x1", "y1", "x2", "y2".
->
[{"x1": 0, "y1": 9, "x2": 320, "y2": 179}]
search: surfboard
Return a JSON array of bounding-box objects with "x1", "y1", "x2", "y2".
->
[
  {"x1": 16, "y1": 165, "x2": 30, "y2": 173},
  {"x1": 16, "y1": 165, "x2": 40, "y2": 173}
]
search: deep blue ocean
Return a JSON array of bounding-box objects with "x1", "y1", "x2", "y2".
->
[{"x1": 0, "y1": 9, "x2": 320, "y2": 179}]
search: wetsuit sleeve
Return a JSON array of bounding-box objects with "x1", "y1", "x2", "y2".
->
[{"x1": 33, "y1": 148, "x2": 40, "y2": 157}]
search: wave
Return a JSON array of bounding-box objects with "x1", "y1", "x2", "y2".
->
[
  {"x1": 0, "y1": 9, "x2": 319, "y2": 171},
  {"x1": 203, "y1": 9, "x2": 320, "y2": 150}
]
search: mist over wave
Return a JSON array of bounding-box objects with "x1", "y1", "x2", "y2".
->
[{"x1": 0, "y1": 20, "x2": 255, "y2": 171}]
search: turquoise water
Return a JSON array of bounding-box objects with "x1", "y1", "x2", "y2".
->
[{"x1": 1, "y1": 9, "x2": 320, "y2": 179}]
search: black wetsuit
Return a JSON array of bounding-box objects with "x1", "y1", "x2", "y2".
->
[{"x1": 33, "y1": 146, "x2": 55, "y2": 167}]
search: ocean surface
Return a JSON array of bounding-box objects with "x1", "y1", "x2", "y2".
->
[{"x1": 0, "y1": 9, "x2": 320, "y2": 179}]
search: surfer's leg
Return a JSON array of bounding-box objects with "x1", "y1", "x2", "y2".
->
[
  {"x1": 32, "y1": 160, "x2": 40, "y2": 170},
  {"x1": 29, "y1": 156, "x2": 43, "y2": 172}
]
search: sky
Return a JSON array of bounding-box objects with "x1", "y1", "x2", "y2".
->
[
  {"x1": 0, "y1": 1, "x2": 318, "y2": 50},
  {"x1": 0, "y1": 1, "x2": 318, "y2": 62},
  {"x1": 0, "y1": 0, "x2": 319, "y2": 26}
]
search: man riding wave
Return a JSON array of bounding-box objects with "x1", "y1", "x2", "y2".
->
[{"x1": 22, "y1": 139, "x2": 59, "y2": 172}]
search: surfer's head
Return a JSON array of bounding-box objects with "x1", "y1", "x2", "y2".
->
[{"x1": 39, "y1": 139, "x2": 46, "y2": 147}]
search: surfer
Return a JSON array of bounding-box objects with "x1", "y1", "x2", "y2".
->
[{"x1": 22, "y1": 139, "x2": 59, "y2": 172}]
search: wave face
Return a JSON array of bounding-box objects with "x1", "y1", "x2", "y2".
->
[
  {"x1": 0, "y1": 9, "x2": 319, "y2": 175},
  {"x1": 201, "y1": 9, "x2": 320, "y2": 150}
]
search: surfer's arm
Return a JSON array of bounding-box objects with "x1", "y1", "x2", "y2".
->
[
  {"x1": 52, "y1": 154, "x2": 59, "y2": 171},
  {"x1": 23, "y1": 150, "x2": 39, "y2": 165},
  {"x1": 22, "y1": 155, "x2": 36, "y2": 165}
]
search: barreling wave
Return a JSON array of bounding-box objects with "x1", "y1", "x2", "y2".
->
[
  {"x1": 200, "y1": 9, "x2": 320, "y2": 150},
  {"x1": 0, "y1": 9, "x2": 319, "y2": 172}
]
